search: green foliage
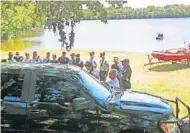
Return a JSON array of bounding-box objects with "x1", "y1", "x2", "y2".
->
[
  {"x1": 84, "y1": 4, "x2": 190, "y2": 20},
  {"x1": 1, "y1": 1, "x2": 108, "y2": 40}
]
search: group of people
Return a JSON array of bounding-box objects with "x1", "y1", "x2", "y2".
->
[{"x1": 4, "y1": 51, "x2": 132, "y2": 90}]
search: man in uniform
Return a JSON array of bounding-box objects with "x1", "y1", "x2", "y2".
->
[
  {"x1": 120, "y1": 58, "x2": 132, "y2": 90},
  {"x1": 99, "y1": 52, "x2": 109, "y2": 81}
]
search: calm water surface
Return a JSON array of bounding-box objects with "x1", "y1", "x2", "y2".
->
[{"x1": 3, "y1": 18, "x2": 190, "y2": 53}]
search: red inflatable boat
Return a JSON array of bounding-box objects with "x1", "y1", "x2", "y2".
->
[{"x1": 152, "y1": 48, "x2": 190, "y2": 61}]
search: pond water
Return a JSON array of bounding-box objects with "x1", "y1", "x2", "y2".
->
[{"x1": 1, "y1": 18, "x2": 190, "y2": 53}]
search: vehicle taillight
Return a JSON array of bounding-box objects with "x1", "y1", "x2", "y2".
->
[{"x1": 161, "y1": 123, "x2": 169, "y2": 133}]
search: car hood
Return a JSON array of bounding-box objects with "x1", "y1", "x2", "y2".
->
[{"x1": 111, "y1": 90, "x2": 173, "y2": 120}]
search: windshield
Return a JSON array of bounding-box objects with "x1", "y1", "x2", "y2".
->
[{"x1": 78, "y1": 70, "x2": 111, "y2": 105}]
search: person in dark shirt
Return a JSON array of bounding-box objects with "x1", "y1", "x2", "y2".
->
[
  {"x1": 51, "y1": 54, "x2": 59, "y2": 63},
  {"x1": 13, "y1": 52, "x2": 23, "y2": 62},
  {"x1": 120, "y1": 58, "x2": 132, "y2": 90},
  {"x1": 7, "y1": 52, "x2": 16, "y2": 62},
  {"x1": 75, "y1": 54, "x2": 84, "y2": 68},
  {"x1": 58, "y1": 52, "x2": 70, "y2": 64}
]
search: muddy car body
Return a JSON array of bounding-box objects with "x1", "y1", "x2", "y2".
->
[{"x1": 1, "y1": 63, "x2": 188, "y2": 133}]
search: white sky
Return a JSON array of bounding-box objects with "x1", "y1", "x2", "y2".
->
[{"x1": 101, "y1": 0, "x2": 190, "y2": 8}]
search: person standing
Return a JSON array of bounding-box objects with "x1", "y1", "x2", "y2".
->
[
  {"x1": 99, "y1": 52, "x2": 109, "y2": 81},
  {"x1": 89, "y1": 51, "x2": 97, "y2": 68},
  {"x1": 106, "y1": 69, "x2": 120, "y2": 88},
  {"x1": 43, "y1": 52, "x2": 51, "y2": 63},
  {"x1": 68, "y1": 53, "x2": 76, "y2": 65},
  {"x1": 51, "y1": 54, "x2": 59, "y2": 63},
  {"x1": 31, "y1": 51, "x2": 43, "y2": 63},
  {"x1": 75, "y1": 54, "x2": 84, "y2": 68},
  {"x1": 7, "y1": 52, "x2": 16, "y2": 62},
  {"x1": 111, "y1": 57, "x2": 123, "y2": 82},
  {"x1": 22, "y1": 53, "x2": 32, "y2": 63},
  {"x1": 14, "y1": 52, "x2": 23, "y2": 62},
  {"x1": 58, "y1": 51, "x2": 70, "y2": 64},
  {"x1": 120, "y1": 58, "x2": 132, "y2": 90},
  {"x1": 85, "y1": 61, "x2": 99, "y2": 80}
]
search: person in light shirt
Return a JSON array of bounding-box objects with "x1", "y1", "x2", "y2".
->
[
  {"x1": 99, "y1": 52, "x2": 109, "y2": 81},
  {"x1": 85, "y1": 61, "x2": 99, "y2": 80},
  {"x1": 89, "y1": 51, "x2": 97, "y2": 68},
  {"x1": 31, "y1": 51, "x2": 43, "y2": 63},
  {"x1": 22, "y1": 53, "x2": 32, "y2": 63},
  {"x1": 43, "y1": 52, "x2": 51, "y2": 63},
  {"x1": 107, "y1": 69, "x2": 120, "y2": 88}
]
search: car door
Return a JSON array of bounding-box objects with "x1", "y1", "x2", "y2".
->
[{"x1": 1, "y1": 70, "x2": 31, "y2": 116}]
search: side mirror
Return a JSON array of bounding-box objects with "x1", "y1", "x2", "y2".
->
[{"x1": 72, "y1": 97, "x2": 90, "y2": 111}]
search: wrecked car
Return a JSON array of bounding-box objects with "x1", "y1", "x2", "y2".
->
[{"x1": 1, "y1": 63, "x2": 190, "y2": 133}]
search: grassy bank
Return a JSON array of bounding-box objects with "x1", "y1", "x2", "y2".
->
[{"x1": 1, "y1": 49, "x2": 190, "y2": 117}]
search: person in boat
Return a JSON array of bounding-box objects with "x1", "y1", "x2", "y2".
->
[
  {"x1": 14, "y1": 52, "x2": 24, "y2": 62},
  {"x1": 120, "y1": 58, "x2": 132, "y2": 90},
  {"x1": 7, "y1": 52, "x2": 16, "y2": 62},
  {"x1": 85, "y1": 61, "x2": 99, "y2": 80},
  {"x1": 99, "y1": 52, "x2": 109, "y2": 81},
  {"x1": 106, "y1": 69, "x2": 120, "y2": 88},
  {"x1": 43, "y1": 52, "x2": 51, "y2": 63},
  {"x1": 31, "y1": 51, "x2": 43, "y2": 63},
  {"x1": 22, "y1": 53, "x2": 32, "y2": 63},
  {"x1": 51, "y1": 54, "x2": 59, "y2": 63},
  {"x1": 75, "y1": 54, "x2": 84, "y2": 68}
]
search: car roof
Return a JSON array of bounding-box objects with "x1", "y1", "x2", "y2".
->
[{"x1": 1, "y1": 63, "x2": 82, "y2": 74}]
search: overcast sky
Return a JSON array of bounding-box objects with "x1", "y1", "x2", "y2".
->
[{"x1": 101, "y1": 0, "x2": 190, "y2": 8}]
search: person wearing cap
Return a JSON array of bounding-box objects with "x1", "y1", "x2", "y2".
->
[
  {"x1": 120, "y1": 58, "x2": 132, "y2": 90},
  {"x1": 88, "y1": 51, "x2": 97, "y2": 68},
  {"x1": 31, "y1": 51, "x2": 43, "y2": 63},
  {"x1": 75, "y1": 53, "x2": 84, "y2": 68},
  {"x1": 106, "y1": 69, "x2": 120, "y2": 88},
  {"x1": 22, "y1": 53, "x2": 32, "y2": 63},
  {"x1": 43, "y1": 52, "x2": 51, "y2": 63},
  {"x1": 14, "y1": 52, "x2": 23, "y2": 62},
  {"x1": 68, "y1": 53, "x2": 76, "y2": 65},
  {"x1": 99, "y1": 52, "x2": 109, "y2": 81},
  {"x1": 7, "y1": 52, "x2": 16, "y2": 62},
  {"x1": 58, "y1": 51, "x2": 70, "y2": 64},
  {"x1": 85, "y1": 61, "x2": 99, "y2": 80},
  {"x1": 111, "y1": 57, "x2": 123, "y2": 82}
]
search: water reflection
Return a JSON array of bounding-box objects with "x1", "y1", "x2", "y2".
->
[
  {"x1": 1, "y1": 38, "x2": 41, "y2": 51},
  {"x1": 1, "y1": 29, "x2": 42, "y2": 51}
]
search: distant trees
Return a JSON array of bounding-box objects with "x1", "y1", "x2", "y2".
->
[{"x1": 84, "y1": 4, "x2": 190, "y2": 20}]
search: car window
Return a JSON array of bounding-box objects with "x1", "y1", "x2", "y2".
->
[
  {"x1": 79, "y1": 70, "x2": 111, "y2": 105},
  {"x1": 34, "y1": 75, "x2": 80, "y2": 106},
  {"x1": 1, "y1": 73, "x2": 25, "y2": 101}
]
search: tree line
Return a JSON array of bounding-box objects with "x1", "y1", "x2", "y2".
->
[{"x1": 84, "y1": 4, "x2": 190, "y2": 20}]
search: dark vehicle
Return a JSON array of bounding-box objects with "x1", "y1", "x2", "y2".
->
[{"x1": 1, "y1": 63, "x2": 190, "y2": 133}]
